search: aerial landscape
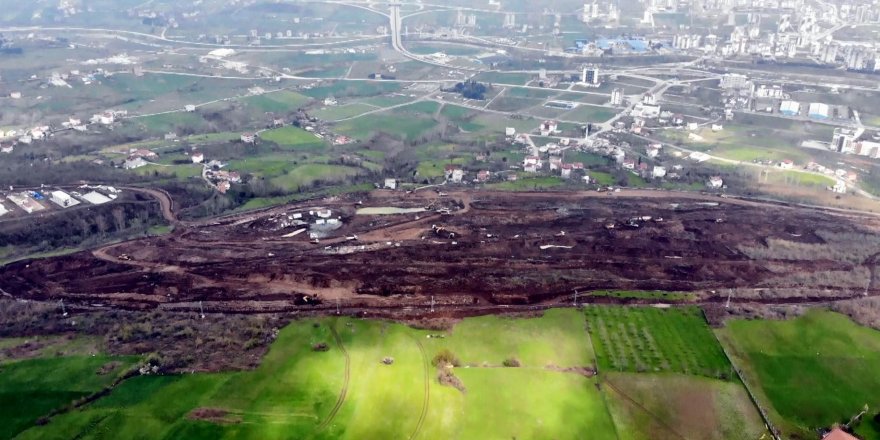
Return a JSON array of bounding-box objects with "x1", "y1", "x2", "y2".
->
[{"x1": 2, "y1": 0, "x2": 880, "y2": 439}]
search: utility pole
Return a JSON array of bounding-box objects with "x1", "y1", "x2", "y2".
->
[
  {"x1": 725, "y1": 291, "x2": 732, "y2": 308},
  {"x1": 430, "y1": 296, "x2": 435, "y2": 313},
  {"x1": 59, "y1": 300, "x2": 67, "y2": 317},
  {"x1": 336, "y1": 298, "x2": 340, "y2": 315},
  {"x1": 199, "y1": 301, "x2": 205, "y2": 319},
  {"x1": 573, "y1": 289, "x2": 579, "y2": 307}
]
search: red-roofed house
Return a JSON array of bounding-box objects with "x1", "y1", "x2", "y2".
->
[{"x1": 822, "y1": 427, "x2": 859, "y2": 440}]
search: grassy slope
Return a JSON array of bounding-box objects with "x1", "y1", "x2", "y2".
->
[
  {"x1": 428, "y1": 309, "x2": 595, "y2": 367},
  {"x1": 16, "y1": 311, "x2": 616, "y2": 439},
  {"x1": 717, "y1": 310, "x2": 880, "y2": 438},
  {"x1": 0, "y1": 355, "x2": 136, "y2": 439}
]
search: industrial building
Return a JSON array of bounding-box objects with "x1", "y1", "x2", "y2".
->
[
  {"x1": 808, "y1": 102, "x2": 829, "y2": 119},
  {"x1": 780, "y1": 100, "x2": 800, "y2": 116},
  {"x1": 50, "y1": 190, "x2": 80, "y2": 208}
]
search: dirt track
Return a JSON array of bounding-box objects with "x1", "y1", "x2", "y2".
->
[{"x1": 1, "y1": 189, "x2": 878, "y2": 316}]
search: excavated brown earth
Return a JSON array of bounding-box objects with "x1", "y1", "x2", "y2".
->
[{"x1": 1, "y1": 189, "x2": 878, "y2": 315}]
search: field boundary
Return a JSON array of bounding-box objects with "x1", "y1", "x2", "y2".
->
[
  {"x1": 408, "y1": 335, "x2": 430, "y2": 440},
  {"x1": 316, "y1": 322, "x2": 351, "y2": 431},
  {"x1": 603, "y1": 378, "x2": 687, "y2": 440},
  {"x1": 711, "y1": 321, "x2": 780, "y2": 440}
]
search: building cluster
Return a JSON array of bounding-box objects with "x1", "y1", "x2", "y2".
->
[
  {"x1": 668, "y1": 1, "x2": 880, "y2": 71},
  {"x1": 831, "y1": 128, "x2": 880, "y2": 158},
  {"x1": 0, "y1": 185, "x2": 120, "y2": 217}
]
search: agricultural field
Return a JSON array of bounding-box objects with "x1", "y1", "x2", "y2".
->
[
  {"x1": 13, "y1": 310, "x2": 619, "y2": 440},
  {"x1": 311, "y1": 103, "x2": 378, "y2": 121},
  {"x1": 717, "y1": 310, "x2": 880, "y2": 439},
  {"x1": 560, "y1": 104, "x2": 617, "y2": 123},
  {"x1": 242, "y1": 91, "x2": 310, "y2": 113},
  {"x1": 487, "y1": 176, "x2": 567, "y2": 191},
  {"x1": 603, "y1": 373, "x2": 767, "y2": 440},
  {"x1": 334, "y1": 111, "x2": 439, "y2": 141},
  {"x1": 260, "y1": 126, "x2": 326, "y2": 151},
  {"x1": 585, "y1": 306, "x2": 731, "y2": 379}
]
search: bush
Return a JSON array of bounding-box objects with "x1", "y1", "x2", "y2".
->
[
  {"x1": 312, "y1": 342, "x2": 329, "y2": 352},
  {"x1": 432, "y1": 349, "x2": 460, "y2": 367},
  {"x1": 502, "y1": 357, "x2": 521, "y2": 367}
]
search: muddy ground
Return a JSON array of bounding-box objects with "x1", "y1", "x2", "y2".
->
[{"x1": 1, "y1": 189, "x2": 878, "y2": 317}]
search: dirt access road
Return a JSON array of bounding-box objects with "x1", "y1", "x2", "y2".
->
[{"x1": 1, "y1": 189, "x2": 879, "y2": 317}]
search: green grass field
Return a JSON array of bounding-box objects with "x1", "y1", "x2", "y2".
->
[
  {"x1": 717, "y1": 310, "x2": 880, "y2": 438},
  {"x1": 487, "y1": 176, "x2": 566, "y2": 191},
  {"x1": 311, "y1": 103, "x2": 377, "y2": 121},
  {"x1": 243, "y1": 91, "x2": 310, "y2": 113},
  {"x1": 1, "y1": 355, "x2": 137, "y2": 438},
  {"x1": 269, "y1": 164, "x2": 362, "y2": 191},
  {"x1": 260, "y1": 127, "x2": 326, "y2": 151},
  {"x1": 588, "y1": 290, "x2": 696, "y2": 301},
  {"x1": 15, "y1": 311, "x2": 619, "y2": 440},
  {"x1": 560, "y1": 104, "x2": 617, "y2": 123},
  {"x1": 586, "y1": 306, "x2": 731, "y2": 378},
  {"x1": 334, "y1": 113, "x2": 438, "y2": 141}
]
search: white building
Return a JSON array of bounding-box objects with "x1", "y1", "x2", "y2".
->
[
  {"x1": 384, "y1": 178, "x2": 397, "y2": 189},
  {"x1": 124, "y1": 157, "x2": 148, "y2": 170},
  {"x1": 632, "y1": 104, "x2": 661, "y2": 118},
  {"x1": 81, "y1": 191, "x2": 112, "y2": 205},
  {"x1": 831, "y1": 128, "x2": 857, "y2": 153},
  {"x1": 191, "y1": 152, "x2": 205, "y2": 163},
  {"x1": 581, "y1": 67, "x2": 600, "y2": 86},
  {"x1": 611, "y1": 88, "x2": 623, "y2": 106},
  {"x1": 240, "y1": 133, "x2": 256, "y2": 144},
  {"x1": 707, "y1": 176, "x2": 724, "y2": 189},
  {"x1": 505, "y1": 127, "x2": 516, "y2": 136},
  {"x1": 808, "y1": 102, "x2": 829, "y2": 119},
  {"x1": 652, "y1": 166, "x2": 667, "y2": 178},
  {"x1": 50, "y1": 190, "x2": 80, "y2": 208},
  {"x1": 831, "y1": 180, "x2": 847, "y2": 193},
  {"x1": 184, "y1": 104, "x2": 196, "y2": 112},
  {"x1": 779, "y1": 100, "x2": 800, "y2": 116}
]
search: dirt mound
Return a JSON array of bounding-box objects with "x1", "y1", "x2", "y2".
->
[{"x1": 188, "y1": 408, "x2": 242, "y2": 424}]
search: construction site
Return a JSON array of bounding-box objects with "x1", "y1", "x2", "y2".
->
[{"x1": 1, "y1": 189, "x2": 878, "y2": 317}]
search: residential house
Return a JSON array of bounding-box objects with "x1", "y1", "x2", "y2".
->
[
  {"x1": 384, "y1": 178, "x2": 398, "y2": 189},
  {"x1": 822, "y1": 427, "x2": 859, "y2": 440},
  {"x1": 191, "y1": 152, "x2": 205, "y2": 163},
  {"x1": 623, "y1": 159, "x2": 636, "y2": 170},
  {"x1": 831, "y1": 180, "x2": 847, "y2": 193},
  {"x1": 560, "y1": 164, "x2": 573, "y2": 179},
  {"x1": 652, "y1": 166, "x2": 667, "y2": 178},
  {"x1": 216, "y1": 181, "x2": 231, "y2": 193},
  {"x1": 505, "y1": 127, "x2": 516, "y2": 136},
  {"x1": 445, "y1": 165, "x2": 464, "y2": 183},
  {"x1": 540, "y1": 120, "x2": 558, "y2": 136},
  {"x1": 646, "y1": 143, "x2": 662, "y2": 158},
  {"x1": 476, "y1": 170, "x2": 490, "y2": 182},
  {"x1": 0, "y1": 145, "x2": 12, "y2": 154},
  {"x1": 123, "y1": 157, "x2": 148, "y2": 170},
  {"x1": 130, "y1": 149, "x2": 158, "y2": 159},
  {"x1": 241, "y1": 132, "x2": 256, "y2": 144},
  {"x1": 779, "y1": 159, "x2": 794, "y2": 169},
  {"x1": 184, "y1": 104, "x2": 196, "y2": 112},
  {"x1": 164, "y1": 132, "x2": 178, "y2": 141},
  {"x1": 707, "y1": 176, "x2": 724, "y2": 188}
]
